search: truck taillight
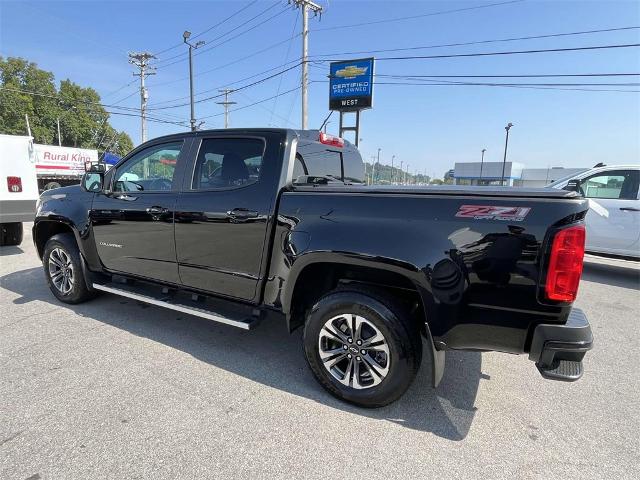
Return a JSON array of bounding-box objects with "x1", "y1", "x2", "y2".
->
[
  {"x1": 7, "y1": 176, "x2": 22, "y2": 193},
  {"x1": 318, "y1": 132, "x2": 344, "y2": 148},
  {"x1": 545, "y1": 225, "x2": 585, "y2": 302}
]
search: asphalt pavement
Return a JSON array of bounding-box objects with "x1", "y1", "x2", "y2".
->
[{"x1": 1, "y1": 225, "x2": 639, "y2": 479}]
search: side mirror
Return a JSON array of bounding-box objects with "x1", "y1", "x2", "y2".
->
[
  {"x1": 82, "y1": 171, "x2": 104, "y2": 192},
  {"x1": 82, "y1": 162, "x2": 106, "y2": 192},
  {"x1": 563, "y1": 179, "x2": 582, "y2": 193}
]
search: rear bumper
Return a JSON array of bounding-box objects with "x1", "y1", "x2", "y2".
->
[
  {"x1": 0, "y1": 199, "x2": 37, "y2": 223},
  {"x1": 529, "y1": 308, "x2": 592, "y2": 381}
]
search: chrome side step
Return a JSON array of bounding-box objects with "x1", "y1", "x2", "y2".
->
[{"x1": 92, "y1": 282, "x2": 259, "y2": 330}]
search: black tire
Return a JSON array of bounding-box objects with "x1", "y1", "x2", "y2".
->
[
  {"x1": 303, "y1": 289, "x2": 422, "y2": 408},
  {"x1": 0, "y1": 222, "x2": 23, "y2": 246},
  {"x1": 43, "y1": 233, "x2": 96, "y2": 304},
  {"x1": 43, "y1": 181, "x2": 62, "y2": 191}
]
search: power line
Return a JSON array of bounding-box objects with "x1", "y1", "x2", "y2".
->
[
  {"x1": 311, "y1": 43, "x2": 640, "y2": 62},
  {"x1": 311, "y1": 0, "x2": 524, "y2": 32},
  {"x1": 292, "y1": 0, "x2": 323, "y2": 129},
  {"x1": 0, "y1": 86, "x2": 189, "y2": 124},
  {"x1": 153, "y1": 2, "x2": 288, "y2": 68},
  {"x1": 146, "y1": 62, "x2": 303, "y2": 111},
  {"x1": 376, "y1": 73, "x2": 640, "y2": 78},
  {"x1": 152, "y1": 0, "x2": 259, "y2": 57},
  {"x1": 237, "y1": 90, "x2": 297, "y2": 126},
  {"x1": 309, "y1": 79, "x2": 639, "y2": 93},
  {"x1": 148, "y1": 33, "x2": 301, "y2": 90},
  {"x1": 309, "y1": 26, "x2": 640, "y2": 58},
  {"x1": 216, "y1": 89, "x2": 237, "y2": 128},
  {"x1": 200, "y1": 85, "x2": 301, "y2": 120},
  {"x1": 129, "y1": 52, "x2": 156, "y2": 142},
  {"x1": 269, "y1": 8, "x2": 299, "y2": 125},
  {"x1": 150, "y1": 42, "x2": 640, "y2": 112}
]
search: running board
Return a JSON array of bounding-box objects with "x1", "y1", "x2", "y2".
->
[{"x1": 92, "y1": 282, "x2": 259, "y2": 330}]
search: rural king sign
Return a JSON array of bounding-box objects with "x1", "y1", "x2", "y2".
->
[
  {"x1": 34, "y1": 144, "x2": 99, "y2": 176},
  {"x1": 329, "y1": 57, "x2": 374, "y2": 111}
]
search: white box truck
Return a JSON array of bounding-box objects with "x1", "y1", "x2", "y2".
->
[
  {"x1": 0, "y1": 134, "x2": 39, "y2": 246},
  {"x1": 34, "y1": 143, "x2": 98, "y2": 191}
]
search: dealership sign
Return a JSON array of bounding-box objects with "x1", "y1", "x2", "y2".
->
[{"x1": 329, "y1": 57, "x2": 374, "y2": 111}]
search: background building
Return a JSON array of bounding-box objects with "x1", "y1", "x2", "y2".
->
[{"x1": 452, "y1": 161, "x2": 588, "y2": 187}]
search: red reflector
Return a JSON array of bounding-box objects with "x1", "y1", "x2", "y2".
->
[
  {"x1": 545, "y1": 225, "x2": 585, "y2": 302},
  {"x1": 7, "y1": 176, "x2": 23, "y2": 193},
  {"x1": 318, "y1": 132, "x2": 344, "y2": 148}
]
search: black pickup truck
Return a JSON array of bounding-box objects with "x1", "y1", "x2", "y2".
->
[{"x1": 33, "y1": 128, "x2": 593, "y2": 407}]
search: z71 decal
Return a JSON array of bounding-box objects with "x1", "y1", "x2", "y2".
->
[{"x1": 455, "y1": 205, "x2": 531, "y2": 221}]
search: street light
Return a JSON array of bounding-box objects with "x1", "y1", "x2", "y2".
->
[
  {"x1": 480, "y1": 148, "x2": 486, "y2": 185},
  {"x1": 183, "y1": 30, "x2": 205, "y2": 131},
  {"x1": 391, "y1": 155, "x2": 395, "y2": 184},
  {"x1": 501, "y1": 123, "x2": 514, "y2": 186}
]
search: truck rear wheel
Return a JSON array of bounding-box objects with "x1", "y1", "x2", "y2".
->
[
  {"x1": 0, "y1": 222, "x2": 23, "y2": 246},
  {"x1": 43, "y1": 233, "x2": 96, "y2": 304},
  {"x1": 303, "y1": 289, "x2": 422, "y2": 408}
]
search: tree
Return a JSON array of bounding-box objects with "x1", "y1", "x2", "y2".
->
[{"x1": 0, "y1": 56, "x2": 133, "y2": 155}]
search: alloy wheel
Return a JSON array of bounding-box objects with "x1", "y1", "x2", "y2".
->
[
  {"x1": 48, "y1": 247, "x2": 74, "y2": 295},
  {"x1": 318, "y1": 314, "x2": 391, "y2": 389}
]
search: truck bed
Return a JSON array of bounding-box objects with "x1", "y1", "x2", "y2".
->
[{"x1": 291, "y1": 184, "x2": 579, "y2": 199}]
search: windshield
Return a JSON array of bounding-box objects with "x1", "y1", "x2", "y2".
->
[{"x1": 547, "y1": 170, "x2": 588, "y2": 188}]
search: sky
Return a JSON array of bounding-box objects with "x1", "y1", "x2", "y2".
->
[{"x1": 1, "y1": 0, "x2": 639, "y2": 178}]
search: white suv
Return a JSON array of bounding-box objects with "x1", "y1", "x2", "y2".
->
[{"x1": 550, "y1": 165, "x2": 640, "y2": 260}]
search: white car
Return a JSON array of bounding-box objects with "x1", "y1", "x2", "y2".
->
[{"x1": 549, "y1": 164, "x2": 640, "y2": 260}]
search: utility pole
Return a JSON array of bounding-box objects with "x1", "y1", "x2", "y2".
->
[
  {"x1": 370, "y1": 155, "x2": 376, "y2": 185},
  {"x1": 391, "y1": 155, "x2": 395, "y2": 184},
  {"x1": 292, "y1": 0, "x2": 322, "y2": 130},
  {"x1": 183, "y1": 31, "x2": 205, "y2": 132},
  {"x1": 216, "y1": 89, "x2": 237, "y2": 128},
  {"x1": 400, "y1": 160, "x2": 403, "y2": 185},
  {"x1": 56, "y1": 118, "x2": 62, "y2": 146},
  {"x1": 501, "y1": 123, "x2": 514, "y2": 186},
  {"x1": 480, "y1": 148, "x2": 486, "y2": 184},
  {"x1": 376, "y1": 148, "x2": 381, "y2": 184},
  {"x1": 406, "y1": 163, "x2": 410, "y2": 185},
  {"x1": 128, "y1": 52, "x2": 156, "y2": 143}
]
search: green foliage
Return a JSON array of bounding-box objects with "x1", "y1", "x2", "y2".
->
[
  {"x1": 0, "y1": 56, "x2": 133, "y2": 157},
  {"x1": 364, "y1": 162, "x2": 434, "y2": 185}
]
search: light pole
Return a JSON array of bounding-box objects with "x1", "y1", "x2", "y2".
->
[
  {"x1": 500, "y1": 123, "x2": 513, "y2": 186},
  {"x1": 183, "y1": 31, "x2": 205, "y2": 132},
  {"x1": 400, "y1": 160, "x2": 403, "y2": 185},
  {"x1": 406, "y1": 163, "x2": 409, "y2": 185},
  {"x1": 391, "y1": 155, "x2": 395, "y2": 184},
  {"x1": 480, "y1": 148, "x2": 486, "y2": 185},
  {"x1": 376, "y1": 148, "x2": 381, "y2": 184}
]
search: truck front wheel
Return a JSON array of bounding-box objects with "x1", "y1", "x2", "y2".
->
[
  {"x1": 43, "y1": 233, "x2": 96, "y2": 304},
  {"x1": 303, "y1": 289, "x2": 422, "y2": 408},
  {"x1": 0, "y1": 222, "x2": 23, "y2": 246}
]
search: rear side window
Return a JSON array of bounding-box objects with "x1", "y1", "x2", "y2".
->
[
  {"x1": 192, "y1": 138, "x2": 265, "y2": 190},
  {"x1": 582, "y1": 170, "x2": 639, "y2": 200},
  {"x1": 293, "y1": 154, "x2": 308, "y2": 180},
  {"x1": 297, "y1": 146, "x2": 343, "y2": 180}
]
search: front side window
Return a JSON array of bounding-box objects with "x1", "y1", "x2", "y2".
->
[
  {"x1": 192, "y1": 138, "x2": 264, "y2": 190},
  {"x1": 582, "y1": 170, "x2": 639, "y2": 200},
  {"x1": 114, "y1": 142, "x2": 183, "y2": 192}
]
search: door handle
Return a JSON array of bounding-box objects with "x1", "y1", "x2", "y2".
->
[
  {"x1": 226, "y1": 208, "x2": 259, "y2": 220},
  {"x1": 146, "y1": 206, "x2": 168, "y2": 215},
  {"x1": 619, "y1": 207, "x2": 640, "y2": 212},
  {"x1": 116, "y1": 194, "x2": 138, "y2": 201}
]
